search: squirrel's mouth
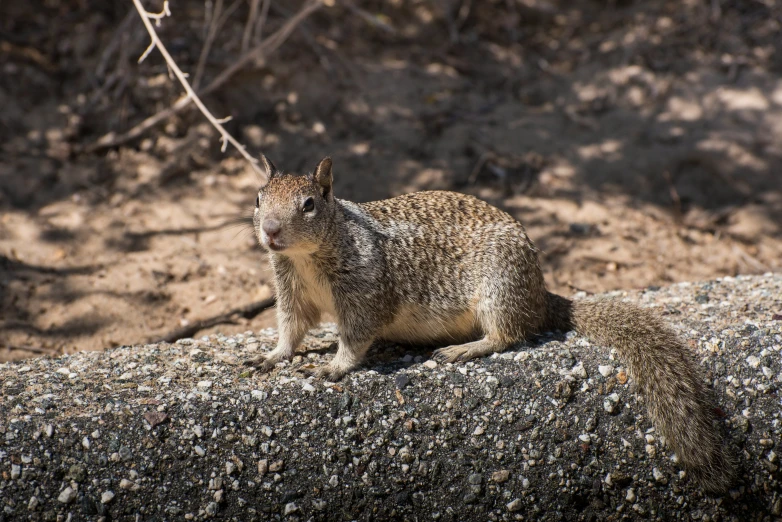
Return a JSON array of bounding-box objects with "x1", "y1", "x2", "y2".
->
[{"x1": 266, "y1": 241, "x2": 287, "y2": 252}]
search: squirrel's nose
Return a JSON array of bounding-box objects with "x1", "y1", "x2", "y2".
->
[{"x1": 262, "y1": 218, "x2": 282, "y2": 238}]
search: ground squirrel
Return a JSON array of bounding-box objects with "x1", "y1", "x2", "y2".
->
[{"x1": 245, "y1": 155, "x2": 734, "y2": 492}]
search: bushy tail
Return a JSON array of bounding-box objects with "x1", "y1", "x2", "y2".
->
[{"x1": 545, "y1": 292, "x2": 734, "y2": 493}]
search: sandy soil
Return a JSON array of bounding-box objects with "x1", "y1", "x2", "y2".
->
[{"x1": 1, "y1": 0, "x2": 781, "y2": 361}]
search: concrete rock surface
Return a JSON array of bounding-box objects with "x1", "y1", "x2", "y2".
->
[{"x1": 1, "y1": 274, "x2": 781, "y2": 521}]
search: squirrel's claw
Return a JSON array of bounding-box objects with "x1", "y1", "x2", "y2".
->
[
  {"x1": 432, "y1": 345, "x2": 466, "y2": 364},
  {"x1": 243, "y1": 355, "x2": 277, "y2": 374},
  {"x1": 304, "y1": 364, "x2": 347, "y2": 382}
]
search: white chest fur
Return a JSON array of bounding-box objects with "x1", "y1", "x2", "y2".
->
[{"x1": 290, "y1": 257, "x2": 336, "y2": 316}]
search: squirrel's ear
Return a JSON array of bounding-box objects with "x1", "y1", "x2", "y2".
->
[
  {"x1": 259, "y1": 154, "x2": 278, "y2": 181},
  {"x1": 312, "y1": 157, "x2": 333, "y2": 197}
]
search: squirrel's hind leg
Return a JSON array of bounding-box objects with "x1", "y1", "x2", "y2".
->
[
  {"x1": 432, "y1": 338, "x2": 507, "y2": 363},
  {"x1": 306, "y1": 337, "x2": 373, "y2": 381}
]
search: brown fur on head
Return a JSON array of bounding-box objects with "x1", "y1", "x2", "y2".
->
[{"x1": 253, "y1": 156, "x2": 336, "y2": 255}]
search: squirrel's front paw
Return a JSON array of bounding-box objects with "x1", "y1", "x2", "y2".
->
[
  {"x1": 304, "y1": 364, "x2": 347, "y2": 382},
  {"x1": 243, "y1": 355, "x2": 278, "y2": 374}
]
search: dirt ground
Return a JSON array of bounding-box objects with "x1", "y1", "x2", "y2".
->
[{"x1": 2, "y1": 0, "x2": 781, "y2": 362}]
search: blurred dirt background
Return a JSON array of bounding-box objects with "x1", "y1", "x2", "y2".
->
[{"x1": 2, "y1": 0, "x2": 781, "y2": 361}]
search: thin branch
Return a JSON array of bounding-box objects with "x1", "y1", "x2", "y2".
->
[
  {"x1": 193, "y1": 0, "x2": 223, "y2": 90},
  {"x1": 242, "y1": 0, "x2": 261, "y2": 54},
  {"x1": 152, "y1": 297, "x2": 276, "y2": 344},
  {"x1": 253, "y1": 0, "x2": 272, "y2": 43},
  {"x1": 130, "y1": 0, "x2": 263, "y2": 176},
  {"x1": 86, "y1": 0, "x2": 322, "y2": 154}
]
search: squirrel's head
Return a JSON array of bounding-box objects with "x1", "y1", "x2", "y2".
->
[{"x1": 253, "y1": 155, "x2": 336, "y2": 255}]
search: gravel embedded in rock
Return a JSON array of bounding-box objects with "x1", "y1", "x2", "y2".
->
[{"x1": 57, "y1": 487, "x2": 76, "y2": 504}]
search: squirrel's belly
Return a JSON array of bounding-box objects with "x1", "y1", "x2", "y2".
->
[{"x1": 379, "y1": 304, "x2": 480, "y2": 345}]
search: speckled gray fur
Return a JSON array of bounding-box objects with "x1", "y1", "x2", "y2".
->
[{"x1": 247, "y1": 156, "x2": 734, "y2": 492}]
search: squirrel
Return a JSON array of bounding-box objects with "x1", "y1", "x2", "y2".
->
[{"x1": 244, "y1": 155, "x2": 735, "y2": 493}]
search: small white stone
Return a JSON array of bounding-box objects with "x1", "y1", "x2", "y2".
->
[
  {"x1": 578, "y1": 434, "x2": 591, "y2": 443},
  {"x1": 645, "y1": 444, "x2": 656, "y2": 457},
  {"x1": 119, "y1": 479, "x2": 135, "y2": 490},
  {"x1": 473, "y1": 426, "x2": 485, "y2": 436},
  {"x1": 302, "y1": 383, "x2": 316, "y2": 392},
  {"x1": 11, "y1": 464, "x2": 21, "y2": 479},
  {"x1": 598, "y1": 365, "x2": 613, "y2": 377},
  {"x1": 197, "y1": 380, "x2": 213, "y2": 389},
  {"x1": 226, "y1": 462, "x2": 236, "y2": 475},
  {"x1": 283, "y1": 502, "x2": 298, "y2": 515},
  {"x1": 570, "y1": 362, "x2": 588, "y2": 379},
  {"x1": 28, "y1": 496, "x2": 39, "y2": 510},
  {"x1": 193, "y1": 425, "x2": 203, "y2": 438},
  {"x1": 745, "y1": 355, "x2": 760, "y2": 368},
  {"x1": 423, "y1": 360, "x2": 438, "y2": 369},
  {"x1": 652, "y1": 468, "x2": 666, "y2": 483},
  {"x1": 101, "y1": 491, "x2": 115, "y2": 504},
  {"x1": 507, "y1": 499, "x2": 522, "y2": 512},
  {"x1": 58, "y1": 487, "x2": 77, "y2": 504},
  {"x1": 194, "y1": 446, "x2": 206, "y2": 457},
  {"x1": 626, "y1": 488, "x2": 636, "y2": 502},
  {"x1": 82, "y1": 437, "x2": 90, "y2": 449}
]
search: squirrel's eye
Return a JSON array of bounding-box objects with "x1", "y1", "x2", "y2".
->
[
  {"x1": 302, "y1": 197, "x2": 315, "y2": 213},
  {"x1": 255, "y1": 195, "x2": 260, "y2": 208}
]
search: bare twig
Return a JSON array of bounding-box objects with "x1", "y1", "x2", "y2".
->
[
  {"x1": 253, "y1": 0, "x2": 272, "y2": 44},
  {"x1": 193, "y1": 0, "x2": 223, "y2": 90},
  {"x1": 340, "y1": 0, "x2": 396, "y2": 34},
  {"x1": 86, "y1": 0, "x2": 322, "y2": 154},
  {"x1": 153, "y1": 297, "x2": 276, "y2": 344},
  {"x1": 193, "y1": 0, "x2": 244, "y2": 90},
  {"x1": 128, "y1": 0, "x2": 262, "y2": 175},
  {"x1": 242, "y1": 0, "x2": 261, "y2": 54}
]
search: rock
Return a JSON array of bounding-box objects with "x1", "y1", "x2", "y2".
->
[
  {"x1": 28, "y1": 496, "x2": 39, "y2": 510},
  {"x1": 395, "y1": 374, "x2": 410, "y2": 390},
  {"x1": 258, "y1": 459, "x2": 269, "y2": 475},
  {"x1": 58, "y1": 487, "x2": 77, "y2": 504},
  {"x1": 283, "y1": 502, "x2": 298, "y2": 515},
  {"x1": 11, "y1": 464, "x2": 21, "y2": 479},
  {"x1": 101, "y1": 491, "x2": 115, "y2": 504},
  {"x1": 195, "y1": 446, "x2": 206, "y2": 457},
  {"x1": 507, "y1": 499, "x2": 522, "y2": 512},
  {"x1": 626, "y1": 488, "x2": 636, "y2": 502},
  {"x1": 144, "y1": 411, "x2": 168, "y2": 427},
  {"x1": 746, "y1": 356, "x2": 761, "y2": 369},
  {"x1": 423, "y1": 360, "x2": 438, "y2": 369},
  {"x1": 197, "y1": 380, "x2": 213, "y2": 389},
  {"x1": 598, "y1": 365, "x2": 613, "y2": 377},
  {"x1": 491, "y1": 470, "x2": 510, "y2": 483},
  {"x1": 269, "y1": 460, "x2": 284, "y2": 472}
]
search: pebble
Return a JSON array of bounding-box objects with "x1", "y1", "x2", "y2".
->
[
  {"x1": 258, "y1": 459, "x2": 269, "y2": 475},
  {"x1": 195, "y1": 446, "x2": 206, "y2": 457},
  {"x1": 507, "y1": 499, "x2": 522, "y2": 512},
  {"x1": 205, "y1": 502, "x2": 218, "y2": 516},
  {"x1": 283, "y1": 502, "x2": 298, "y2": 515},
  {"x1": 652, "y1": 468, "x2": 666, "y2": 484},
  {"x1": 28, "y1": 496, "x2": 39, "y2": 510},
  {"x1": 491, "y1": 470, "x2": 510, "y2": 483},
  {"x1": 395, "y1": 374, "x2": 410, "y2": 390},
  {"x1": 626, "y1": 488, "x2": 636, "y2": 502},
  {"x1": 598, "y1": 365, "x2": 613, "y2": 377},
  {"x1": 302, "y1": 382, "x2": 316, "y2": 392},
  {"x1": 197, "y1": 380, "x2": 213, "y2": 389},
  {"x1": 119, "y1": 479, "x2": 136, "y2": 490},
  {"x1": 58, "y1": 487, "x2": 77, "y2": 504},
  {"x1": 101, "y1": 491, "x2": 115, "y2": 504},
  {"x1": 423, "y1": 360, "x2": 438, "y2": 369},
  {"x1": 746, "y1": 356, "x2": 761, "y2": 369},
  {"x1": 226, "y1": 462, "x2": 236, "y2": 475},
  {"x1": 11, "y1": 464, "x2": 21, "y2": 479},
  {"x1": 570, "y1": 362, "x2": 588, "y2": 379}
]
